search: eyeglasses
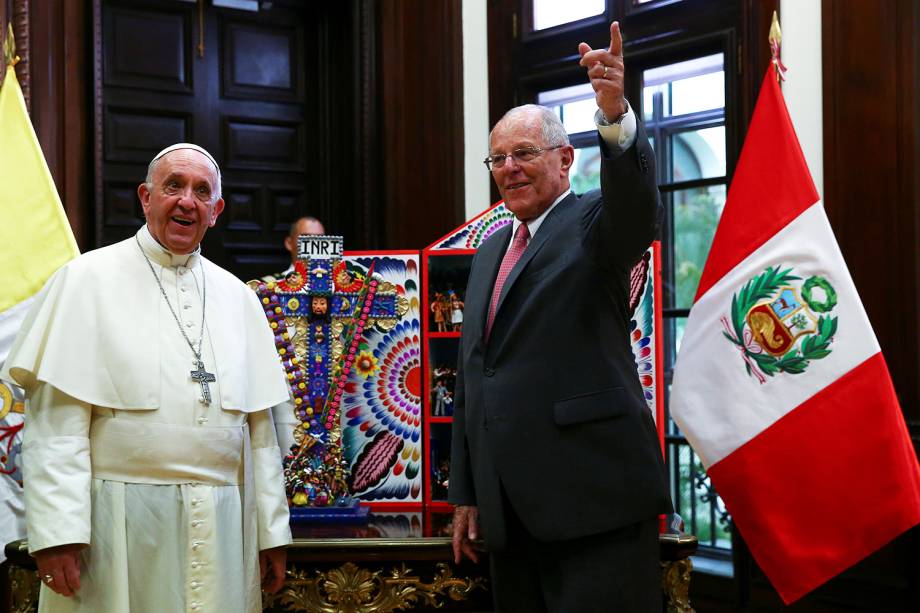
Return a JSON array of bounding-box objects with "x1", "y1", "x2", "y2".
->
[{"x1": 483, "y1": 145, "x2": 563, "y2": 171}]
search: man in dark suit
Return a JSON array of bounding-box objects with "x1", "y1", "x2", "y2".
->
[
  {"x1": 448, "y1": 22, "x2": 672, "y2": 612},
  {"x1": 259, "y1": 215, "x2": 326, "y2": 283}
]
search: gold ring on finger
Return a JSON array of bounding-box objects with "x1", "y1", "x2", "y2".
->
[{"x1": 603, "y1": 65, "x2": 609, "y2": 78}]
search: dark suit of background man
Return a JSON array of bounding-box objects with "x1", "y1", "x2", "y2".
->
[{"x1": 448, "y1": 22, "x2": 672, "y2": 613}]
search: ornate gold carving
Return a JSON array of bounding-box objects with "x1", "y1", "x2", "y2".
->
[
  {"x1": 374, "y1": 317, "x2": 397, "y2": 333},
  {"x1": 661, "y1": 558, "x2": 695, "y2": 613},
  {"x1": 9, "y1": 566, "x2": 39, "y2": 613},
  {"x1": 330, "y1": 339, "x2": 344, "y2": 362},
  {"x1": 376, "y1": 282, "x2": 396, "y2": 295},
  {"x1": 264, "y1": 561, "x2": 486, "y2": 612},
  {"x1": 289, "y1": 317, "x2": 309, "y2": 359},
  {"x1": 395, "y1": 296, "x2": 409, "y2": 318},
  {"x1": 292, "y1": 423, "x2": 306, "y2": 446}
]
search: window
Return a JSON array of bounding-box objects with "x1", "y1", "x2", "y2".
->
[
  {"x1": 531, "y1": 0, "x2": 605, "y2": 31},
  {"x1": 644, "y1": 53, "x2": 731, "y2": 552},
  {"x1": 537, "y1": 83, "x2": 602, "y2": 194},
  {"x1": 539, "y1": 52, "x2": 733, "y2": 553}
]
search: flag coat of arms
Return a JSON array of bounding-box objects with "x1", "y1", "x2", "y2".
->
[{"x1": 670, "y1": 67, "x2": 920, "y2": 603}]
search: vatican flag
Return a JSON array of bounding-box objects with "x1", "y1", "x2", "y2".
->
[
  {"x1": 0, "y1": 63, "x2": 79, "y2": 364},
  {"x1": 0, "y1": 38, "x2": 79, "y2": 561}
]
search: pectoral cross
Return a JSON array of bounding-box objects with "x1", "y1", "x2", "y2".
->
[{"x1": 190, "y1": 360, "x2": 216, "y2": 405}]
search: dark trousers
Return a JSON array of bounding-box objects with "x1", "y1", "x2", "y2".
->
[{"x1": 489, "y1": 496, "x2": 661, "y2": 613}]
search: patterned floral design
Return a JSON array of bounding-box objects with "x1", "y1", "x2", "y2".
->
[
  {"x1": 342, "y1": 256, "x2": 422, "y2": 502},
  {"x1": 433, "y1": 203, "x2": 514, "y2": 250}
]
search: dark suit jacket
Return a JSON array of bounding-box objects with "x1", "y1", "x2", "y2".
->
[{"x1": 447, "y1": 122, "x2": 672, "y2": 550}]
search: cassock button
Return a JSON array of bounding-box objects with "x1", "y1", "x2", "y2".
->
[
  {"x1": 483, "y1": 368, "x2": 495, "y2": 377},
  {"x1": 197, "y1": 417, "x2": 209, "y2": 425}
]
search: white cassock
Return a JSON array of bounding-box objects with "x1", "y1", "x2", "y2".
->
[{"x1": 0, "y1": 226, "x2": 292, "y2": 613}]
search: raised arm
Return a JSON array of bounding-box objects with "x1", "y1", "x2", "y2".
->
[
  {"x1": 580, "y1": 22, "x2": 661, "y2": 268},
  {"x1": 578, "y1": 22, "x2": 627, "y2": 122}
]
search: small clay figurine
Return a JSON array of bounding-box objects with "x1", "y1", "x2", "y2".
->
[
  {"x1": 430, "y1": 292, "x2": 447, "y2": 332},
  {"x1": 448, "y1": 291, "x2": 464, "y2": 332},
  {"x1": 433, "y1": 379, "x2": 448, "y2": 416}
]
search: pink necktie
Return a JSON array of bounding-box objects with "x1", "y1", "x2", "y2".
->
[{"x1": 485, "y1": 223, "x2": 530, "y2": 340}]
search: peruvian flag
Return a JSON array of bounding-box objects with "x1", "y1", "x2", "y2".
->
[{"x1": 670, "y1": 67, "x2": 920, "y2": 603}]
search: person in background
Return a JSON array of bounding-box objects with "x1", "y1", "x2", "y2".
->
[{"x1": 260, "y1": 215, "x2": 326, "y2": 283}]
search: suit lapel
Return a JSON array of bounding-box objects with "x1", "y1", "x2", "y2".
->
[
  {"x1": 465, "y1": 224, "x2": 511, "y2": 345},
  {"x1": 493, "y1": 193, "x2": 574, "y2": 317}
]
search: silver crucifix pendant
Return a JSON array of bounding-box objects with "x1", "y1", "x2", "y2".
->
[{"x1": 190, "y1": 360, "x2": 216, "y2": 406}]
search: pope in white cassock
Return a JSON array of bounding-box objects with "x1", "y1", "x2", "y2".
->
[{"x1": 0, "y1": 143, "x2": 292, "y2": 612}]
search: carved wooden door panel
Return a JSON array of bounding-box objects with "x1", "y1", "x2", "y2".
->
[{"x1": 95, "y1": 0, "x2": 313, "y2": 279}]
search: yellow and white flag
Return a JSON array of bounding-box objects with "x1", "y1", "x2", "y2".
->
[
  {"x1": 0, "y1": 55, "x2": 79, "y2": 560},
  {"x1": 0, "y1": 63, "x2": 79, "y2": 363}
]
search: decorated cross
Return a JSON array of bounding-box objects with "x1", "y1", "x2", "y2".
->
[
  {"x1": 190, "y1": 360, "x2": 216, "y2": 405},
  {"x1": 250, "y1": 235, "x2": 401, "y2": 509}
]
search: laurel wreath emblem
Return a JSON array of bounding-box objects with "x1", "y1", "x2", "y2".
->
[{"x1": 725, "y1": 266, "x2": 838, "y2": 378}]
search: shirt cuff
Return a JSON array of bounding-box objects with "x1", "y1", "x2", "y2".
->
[{"x1": 595, "y1": 103, "x2": 638, "y2": 152}]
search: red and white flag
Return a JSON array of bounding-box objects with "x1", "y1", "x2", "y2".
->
[{"x1": 670, "y1": 67, "x2": 920, "y2": 604}]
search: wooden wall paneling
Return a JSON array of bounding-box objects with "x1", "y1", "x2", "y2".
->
[
  {"x1": 92, "y1": 0, "x2": 103, "y2": 250},
  {"x1": 29, "y1": 0, "x2": 64, "y2": 210},
  {"x1": 486, "y1": 0, "x2": 516, "y2": 204},
  {"x1": 895, "y1": 0, "x2": 920, "y2": 434},
  {"x1": 353, "y1": 0, "x2": 378, "y2": 248},
  {"x1": 12, "y1": 0, "x2": 29, "y2": 110},
  {"x1": 0, "y1": 2, "x2": 6, "y2": 81},
  {"x1": 303, "y1": 0, "x2": 376, "y2": 250},
  {"x1": 823, "y1": 0, "x2": 919, "y2": 429},
  {"x1": 28, "y1": 0, "x2": 89, "y2": 248},
  {"x1": 376, "y1": 0, "x2": 404, "y2": 248},
  {"x1": 376, "y1": 0, "x2": 464, "y2": 248},
  {"x1": 376, "y1": 0, "x2": 403, "y2": 246},
  {"x1": 62, "y1": 0, "x2": 89, "y2": 248}
]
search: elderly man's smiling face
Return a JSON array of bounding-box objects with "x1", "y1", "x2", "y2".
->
[
  {"x1": 138, "y1": 149, "x2": 225, "y2": 254},
  {"x1": 489, "y1": 109, "x2": 574, "y2": 222}
]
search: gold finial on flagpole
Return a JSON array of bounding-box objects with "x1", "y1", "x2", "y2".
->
[
  {"x1": 4, "y1": 23, "x2": 20, "y2": 67},
  {"x1": 769, "y1": 11, "x2": 786, "y2": 83}
]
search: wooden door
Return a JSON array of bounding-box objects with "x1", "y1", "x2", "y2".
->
[{"x1": 96, "y1": 0, "x2": 319, "y2": 279}]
